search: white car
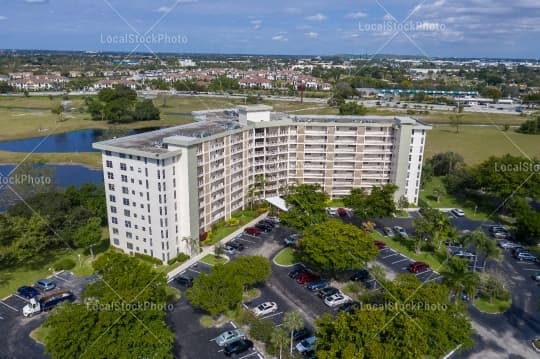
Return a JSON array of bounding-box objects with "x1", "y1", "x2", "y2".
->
[
  {"x1": 393, "y1": 226, "x2": 409, "y2": 238},
  {"x1": 214, "y1": 329, "x2": 245, "y2": 347},
  {"x1": 498, "y1": 240, "x2": 521, "y2": 249},
  {"x1": 327, "y1": 207, "x2": 338, "y2": 216},
  {"x1": 266, "y1": 216, "x2": 280, "y2": 224},
  {"x1": 252, "y1": 301, "x2": 278, "y2": 317},
  {"x1": 324, "y1": 293, "x2": 351, "y2": 308},
  {"x1": 296, "y1": 336, "x2": 317, "y2": 353},
  {"x1": 451, "y1": 208, "x2": 465, "y2": 217}
]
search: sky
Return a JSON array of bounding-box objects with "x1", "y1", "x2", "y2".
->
[{"x1": 0, "y1": 0, "x2": 539, "y2": 58}]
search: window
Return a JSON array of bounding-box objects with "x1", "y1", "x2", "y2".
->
[
  {"x1": 125, "y1": 220, "x2": 132, "y2": 228},
  {"x1": 108, "y1": 183, "x2": 115, "y2": 191},
  {"x1": 112, "y1": 228, "x2": 119, "y2": 234},
  {"x1": 120, "y1": 163, "x2": 127, "y2": 171},
  {"x1": 121, "y1": 186, "x2": 128, "y2": 194},
  {"x1": 109, "y1": 195, "x2": 116, "y2": 203},
  {"x1": 106, "y1": 160, "x2": 113, "y2": 168},
  {"x1": 126, "y1": 232, "x2": 132, "y2": 239},
  {"x1": 113, "y1": 238, "x2": 120, "y2": 245},
  {"x1": 107, "y1": 172, "x2": 114, "y2": 180},
  {"x1": 126, "y1": 242, "x2": 133, "y2": 250},
  {"x1": 105, "y1": 150, "x2": 112, "y2": 156},
  {"x1": 123, "y1": 198, "x2": 130, "y2": 205},
  {"x1": 111, "y1": 217, "x2": 118, "y2": 224},
  {"x1": 119, "y1": 153, "x2": 126, "y2": 159},
  {"x1": 110, "y1": 206, "x2": 117, "y2": 213},
  {"x1": 121, "y1": 175, "x2": 128, "y2": 183},
  {"x1": 124, "y1": 209, "x2": 130, "y2": 217}
]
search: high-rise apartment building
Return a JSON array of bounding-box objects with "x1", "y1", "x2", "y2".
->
[{"x1": 93, "y1": 105, "x2": 431, "y2": 263}]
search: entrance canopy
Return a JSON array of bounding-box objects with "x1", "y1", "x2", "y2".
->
[{"x1": 265, "y1": 196, "x2": 289, "y2": 212}]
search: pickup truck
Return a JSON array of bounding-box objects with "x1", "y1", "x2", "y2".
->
[{"x1": 23, "y1": 291, "x2": 75, "y2": 317}]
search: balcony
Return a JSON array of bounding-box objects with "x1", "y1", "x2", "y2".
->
[{"x1": 334, "y1": 146, "x2": 356, "y2": 153}]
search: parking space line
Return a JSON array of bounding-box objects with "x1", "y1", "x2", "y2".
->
[
  {"x1": 14, "y1": 294, "x2": 29, "y2": 301},
  {"x1": 54, "y1": 274, "x2": 68, "y2": 282},
  {"x1": 391, "y1": 258, "x2": 409, "y2": 265},
  {"x1": 522, "y1": 268, "x2": 539, "y2": 272},
  {"x1": 187, "y1": 268, "x2": 200, "y2": 274},
  {"x1": 237, "y1": 237, "x2": 257, "y2": 244},
  {"x1": 382, "y1": 253, "x2": 398, "y2": 259},
  {"x1": 239, "y1": 351, "x2": 260, "y2": 359},
  {"x1": 260, "y1": 311, "x2": 283, "y2": 320},
  {"x1": 425, "y1": 275, "x2": 441, "y2": 282},
  {"x1": 0, "y1": 300, "x2": 18, "y2": 312}
]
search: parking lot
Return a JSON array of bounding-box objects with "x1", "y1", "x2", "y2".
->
[{"x1": 0, "y1": 271, "x2": 93, "y2": 359}]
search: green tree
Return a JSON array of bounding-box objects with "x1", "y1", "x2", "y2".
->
[
  {"x1": 462, "y1": 230, "x2": 501, "y2": 271},
  {"x1": 72, "y1": 217, "x2": 102, "y2": 257},
  {"x1": 283, "y1": 311, "x2": 304, "y2": 355},
  {"x1": 315, "y1": 274, "x2": 473, "y2": 358},
  {"x1": 270, "y1": 327, "x2": 289, "y2": 359},
  {"x1": 281, "y1": 184, "x2": 329, "y2": 231},
  {"x1": 517, "y1": 115, "x2": 540, "y2": 134},
  {"x1": 512, "y1": 198, "x2": 540, "y2": 245},
  {"x1": 338, "y1": 101, "x2": 368, "y2": 115},
  {"x1": 449, "y1": 114, "x2": 463, "y2": 133},
  {"x1": 133, "y1": 99, "x2": 160, "y2": 121},
  {"x1": 51, "y1": 103, "x2": 64, "y2": 122},
  {"x1": 298, "y1": 220, "x2": 378, "y2": 276},
  {"x1": 441, "y1": 257, "x2": 480, "y2": 304},
  {"x1": 481, "y1": 86, "x2": 502, "y2": 102},
  {"x1": 413, "y1": 208, "x2": 455, "y2": 251},
  {"x1": 343, "y1": 184, "x2": 397, "y2": 220},
  {"x1": 43, "y1": 252, "x2": 174, "y2": 359},
  {"x1": 226, "y1": 256, "x2": 271, "y2": 288}
]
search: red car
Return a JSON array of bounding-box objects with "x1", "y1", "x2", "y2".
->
[
  {"x1": 408, "y1": 262, "x2": 429, "y2": 273},
  {"x1": 337, "y1": 208, "x2": 348, "y2": 217},
  {"x1": 296, "y1": 272, "x2": 319, "y2": 285},
  {"x1": 244, "y1": 227, "x2": 261, "y2": 236},
  {"x1": 373, "y1": 240, "x2": 386, "y2": 250}
]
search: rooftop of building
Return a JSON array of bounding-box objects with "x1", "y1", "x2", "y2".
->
[{"x1": 93, "y1": 105, "x2": 430, "y2": 156}]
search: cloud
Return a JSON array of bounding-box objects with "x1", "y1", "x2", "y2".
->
[
  {"x1": 0, "y1": 15, "x2": 7, "y2": 20},
  {"x1": 250, "y1": 19, "x2": 262, "y2": 30},
  {"x1": 284, "y1": 7, "x2": 302, "y2": 14},
  {"x1": 346, "y1": 11, "x2": 367, "y2": 19},
  {"x1": 156, "y1": 0, "x2": 197, "y2": 13},
  {"x1": 305, "y1": 13, "x2": 327, "y2": 21},
  {"x1": 23, "y1": 0, "x2": 48, "y2": 3},
  {"x1": 305, "y1": 31, "x2": 319, "y2": 39},
  {"x1": 296, "y1": 24, "x2": 311, "y2": 30},
  {"x1": 272, "y1": 33, "x2": 288, "y2": 41}
]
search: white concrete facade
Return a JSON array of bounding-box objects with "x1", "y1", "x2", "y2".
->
[{"x1": 94, "y1": 106, "x2": 431, "y2": 263}]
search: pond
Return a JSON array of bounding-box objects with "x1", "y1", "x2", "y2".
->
[{"x1": 0, "y1": 127, "x2": 164, "y2": 153}]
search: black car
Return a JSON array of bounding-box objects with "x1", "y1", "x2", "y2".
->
[
  {"x1": 350, "y1": 269, "x2": 370, "y2": 282},
  {"x1": 288, "y1": 265, "x2": 308, "y2": 279},
  {"x1": 228, "y1": 242, "x2": 244, "y2": 251},
  {"x1": 317, "y1": 287, "x2": 339, "y2": 299},
  {"x1": 174, "y1": 276, "x2": 193, "y2": 287},
  {"x1": 258, "y1": 219, "x2": 275, "y2": 228},
  {"x1": 17, "y1": 286, "x2": 41, "y2": 299},
  {"x1": 303, "y1": 350, "x2": 317, "y2": 359},
  {"x1": 292, "y1": 328, "x2": 312, "y2": 342},
  {"x1": 255, "y1": 223, "x2": 272, "y2": 232},
  {"x1": 338, "y1": 301, "x2": 361, "y2": 313},
  {"x1": 224, "y1": 339, "x2": 253, "y2": 356}
]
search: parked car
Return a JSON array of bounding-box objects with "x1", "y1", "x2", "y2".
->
[
  {"x1": 244, "y1": 227, "x2": 261, "y2": 236},
  {"x1": 224, "y1": 339, "x2": 253, "y2": 356},
  {"x1": 288, "y1": 265, "x2": 308, "y2": 279},
  {"x1": 531, "y1": 272, "x2": 540, "y2": 281},
  {"x1": 515, "y1": 251, "x2": 538, "y2": 262},
  {"x1": 17, "y1": 286, "x2": 41, "y2": 299},
  {"x1": 327, "y1": 207, "x2": 338, "y2": 216},
  {"x1": 296, "y1": 272, "x2": 320, "y2": 285},
  {"x1": 284, "y1": 234, "x2": 302, "y2": 246},
  {"x1": 266, "y1": 216, "x2": 280, "y2": 224},
  {"x1": 252, "y1": 301, "x2": 278, "y2": 317},
  {"x1": 306, "y1": 279, "x2": 329, "y2": 291},
  {"x1": 324, "y1": 293, "x2": 351, "y2": 307},
  {"x1": 512, "y1": 247, "x2": 529, "y2": 256},
  {"x1": 337, "y1": 208, "x2": 348, "y2": 217},
  {"x1": 255, "y1": 223, "x2": 273, "y2": 232},
  {"x1": 227, "y1": 241, "x2": 245, "y2": 251},
  {"x1": 451, "y1": 208, "x2": 465, "y2": 217},
  {"x1": 497, "y1": 240, "x2": 521, "y2": 250},
  {"x1": 174, "y1": 276, "x2": 194, "y2": 287},
  {"x1": 214, "y1": 329, "x2": 246, "y2": 347},
  {"x1": 373, "y1": 240, "x2": 387, "y2": 250},
  {"x1": 451, "y1": 249, "x2": 475, "y2": 258},
  {"x1": 35, "y1": 279, "x2": 56, "y2": 292},
  {"x1": 350, "y1": 269, "x2": 370, "y2": 282},
  {"x1": 292, "y1": 328, "x2": 312, "y2": 342},
  {"x1": 337, "y1": 301, "x2": 361, "y2": 313},
  {"x1": 223, "y1": 245, "x2": 236, "y2": 255},
  {"x1": 258, "y1": 220, "x2": 275, "y2": 228},
  {"x1": 393, "y1": 226, "x2": 408, "y2": 238},
  {"x1": 296, "y1": 336, "x2": 317, "y2": 353},
  {"x1": 317, "y1": 287, "x2": 340, "y2": 299},
  {"x1": 408, "y1": 262, "x2": 430, "y2": 273},
  {"x1": 383, "y1": 227, "x2": 395, "y2": 237}
]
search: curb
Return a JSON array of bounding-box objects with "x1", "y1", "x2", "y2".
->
[{"x1": 272, "y1": 248, "x2": 298, "y2": 268}]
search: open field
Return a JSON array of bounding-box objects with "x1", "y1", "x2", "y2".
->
[
  {"x1": 418, "y1": 111, "x2": 526, "y2": 125},
  {"x1": 425, "y1": 125, "x2": 540, "y2": 164},
  {"x1": 0, "y1": 150, "x2": 102, "y2": 168}
]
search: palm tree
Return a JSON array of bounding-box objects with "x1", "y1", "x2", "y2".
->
[
  {"x1": 441, "y1": 257, "x2": 480, "y2": 304},
  {"x1": 182, "y1": 237, "x2": 200, "y2": 256},
  {"x1": 283, "y1": 311, "x2": 304, "y2": 356},
  {"x1": 270, "y1": 327, "x2": 289, "y2": 359},
  {"x1": 463, "y1": 230, "x2": 501, "y2": 271}
]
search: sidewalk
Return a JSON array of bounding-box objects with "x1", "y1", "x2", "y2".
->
[{"x1": 166, "y1": 212, "x2": 268, "y2": 281}]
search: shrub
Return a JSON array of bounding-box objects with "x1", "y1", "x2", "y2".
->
[
  {"x1": 134, "y1": 253, "x2": 163, "y2": 265},
  {"x1": 168, "y1": 253, "x2": 190, "y2": 265},
  {"x1": 226, "y1": 218, "x2": 240, "y2": 227},
  {"x1": 235, "y1": 308, "x2": 257, "y2": 326},
  {"x1": 249, "y1": 318, "x2": 275, "y2": 343},
  {"x1": 54, "y1": 258, "x2": 76, "y2": 270}
]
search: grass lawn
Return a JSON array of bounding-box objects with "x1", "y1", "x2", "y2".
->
[
  {"x1": 473, "y1": 296, "x2": 512, "y2": 313},
  {"x1": 273, "y1": 247, "x2": 298, "y2": 267},
  {"x1": 425, "y1": 125, "x2": 540, "y2": 165},
  {"x1": 327, "y1": 198, "x2": 345, "y2": 208},
  {"x1": 372, "y1": 232, "x2": 447, "y2": 271},
  {"x1": 30, "y1": 324, "x2": 51, "y2": 344},
  {"x1": 242, "y1": 288, "x2": 261, "y2": 302},
  {"x1": 418, "y1": 111, "x2": 526, "y2": 126},
  {"x1": 200, "y1": 254, "x2": 228, "y2": 266},
  {"x1": 419, "y1": 177, "x2": 491, "y2": 221},
  {"x1": 0, "y1": 248, "x2": 97, "y2": 299},
  {"x1": 0, "y1": 150, "x2": 102, "y2": 169},
  {"x1": 202, "y1": 209, "x2": 263, "y2": 246}
]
